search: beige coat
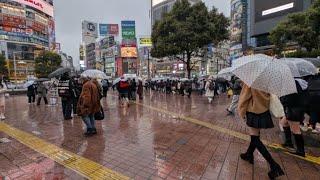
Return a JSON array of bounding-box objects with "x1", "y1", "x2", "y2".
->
[{"x1": 238, "y1": 84, "x2": 270, "y2": 119}]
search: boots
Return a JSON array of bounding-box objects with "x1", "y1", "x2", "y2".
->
[
  {"x1": 252, "y1": 136, "x2": 284, "y2": 179},
  {"x1": 84, "y1": 128, "x2": 92, "y2": 136},
  {"x1": 240, "y1": 135, "x2": 256, "y2": 164},
  {"x1": 268, "y1": 163, "x2": 285, "y2": 180},
  {"x1": 291, "y1": 134, "x2": 305, "y2": 157},
  {"x1": 282, "y1": 127, "x2": 294, "y2": 148}
]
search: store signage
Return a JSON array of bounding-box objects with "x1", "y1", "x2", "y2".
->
[
  {"x1": 99, "y1": 24, "x2": 108, "y2": 36},
  {"x1": 11, "y1": 0, "x2": 54, "y2": 17},
  {"x1": 139, "y1": 38, "x2": 152, "y2": 46},
  {"x1": 121, "y1": 20, "x2": 135, "y2": 39},
  {"x1": 82, "y1": 20, "x2": 98, "y2": 41},
  {"x1": 108, "y1": 24, "x2": 119, "y2": 35}
]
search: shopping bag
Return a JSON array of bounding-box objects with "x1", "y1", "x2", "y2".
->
[
  {"x1": 269, "y1": 94, "x2": 285, "y2": 118},
  {"x1": 94, "y1": 106, "x2": 105, "y2": 120}
]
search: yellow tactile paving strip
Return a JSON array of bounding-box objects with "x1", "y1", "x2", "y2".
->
[
  {"x1": 134, "y1": 101, "x2": 320, "y2": 166},
  {"x1": 0, "y1": 122, "x2": 129, "y2": 180}
]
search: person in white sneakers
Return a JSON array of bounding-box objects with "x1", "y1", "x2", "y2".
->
[{"x1": 0, "y1": 80, "x2": 7, "y2": 120}]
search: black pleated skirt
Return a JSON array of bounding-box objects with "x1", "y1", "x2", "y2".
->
[{"x1": 246, "y1": 111, "x2": 274, "y2": 129}]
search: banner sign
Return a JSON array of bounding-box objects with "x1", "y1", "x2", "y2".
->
[
  {"x1": 108, "y1": 24, "x2": 119, "y2": 35},
  {"x1": 11, "y1": 0, "x2": 54, "y2": 17},
  {"x1": 99, "y1": 24, "x2": 108, "y2": 36},
  {"x1": 99, "y1": 24, "x2": 119, "y2": 36},
  {"x1": 82, "y1": 21, "x2": 98, "y2": 38},
  {"x1": 139, "y1": 37, "x2": 152, "y2": 46},
  {"x1": 121, "y1": 21, "x2": 135, "y2": 39}
]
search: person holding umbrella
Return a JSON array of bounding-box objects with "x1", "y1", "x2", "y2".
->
[
  {"x1": 238, "y1": 84, "x2": 284, "y2": 179},
  {"x1": 77, "y1": 76, "x2": 101, "y2": 136}
]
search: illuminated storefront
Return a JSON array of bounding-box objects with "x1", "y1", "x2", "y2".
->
[{"x1": 0, "y1": 0, "x2": 55, "y2": 81}]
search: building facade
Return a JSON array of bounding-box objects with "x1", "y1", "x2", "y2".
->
[
  {"x1": 0, "y1": 0, "x2": 55, "y2": 81},
  {"x1": 250, "y1": 0, "x2": 314, "y2": 54},
  {"x1": 230, "y1": 0, "x2": 314, "y2": 58}
]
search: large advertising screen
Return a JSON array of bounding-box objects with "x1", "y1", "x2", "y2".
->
[
  {"x1": 255, "y1": 0, "x2": 303, "y2": 22},
  {"x1": 11, "y1": 0, "x2": 54, "y2": 17},
  {"x1": 121, "y1": 47, "x2": 137, "y2": 58},
  {"x1": 230, "y1": 0, "x2": 243, "y2": 45}
]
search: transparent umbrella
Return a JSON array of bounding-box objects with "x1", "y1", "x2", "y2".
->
[
  {"x1": 81, "y1": 69, "x2": 107, "y2": 79},
  {"x1": 231, "y1": 54, "x2": 297, "y2": 97},
  {"x1": 279, "y1": 58, "x2": 317, "y2": 77}
]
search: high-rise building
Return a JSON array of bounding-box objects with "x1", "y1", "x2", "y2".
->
[
  {"x1": 250, "y1": 0, "x2": 314, "y2": 54},
  {"x1": 0, "y1": 0, "x2": 55, "y2": 81}
]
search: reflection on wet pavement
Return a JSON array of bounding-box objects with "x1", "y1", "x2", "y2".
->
[{"x1": 0, "y1": 92, "x2": 319, "y2": 179}]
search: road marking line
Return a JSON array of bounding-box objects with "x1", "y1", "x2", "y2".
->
[
  {"x1": 0, "y1": 122, "x2": 129, "y2": 180},
  {"x1": 132, "y1": 101, "x2": 320, "y2": 166}
]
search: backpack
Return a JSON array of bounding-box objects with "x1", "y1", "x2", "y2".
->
[
  {"x1": 308, "y1": 76, "x2": 320, "y2": 106},
  {"x1": 119, "y1": 81, "x2": 129, "y2": 89},
  {"x1": 209, "y1": 82, "x2": 215, "y2": 91}
]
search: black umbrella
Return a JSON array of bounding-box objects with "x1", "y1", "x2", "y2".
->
[{"x1": 48, "y1": 67, "x2": 71, "y2": 78}]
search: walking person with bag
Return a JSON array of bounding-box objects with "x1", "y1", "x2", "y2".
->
[
  {"x1": 205, "y1": 77, "x2": 215, "y2": 104},
  {"x1": 0, "y1": 80, "x2": 7, "y2": 120},
  {"x1": 77, "y1": 76, "x2": 101, "y2": 136},
  {"x1": 238, "y1": 84, "x2": 284, "y2": 179},
  {"x1": 227, "y1": 77, "x2": 242, "y2": 116},
  {"x1": 279, "y1": 78, "x2": 309, "y2": 157}
]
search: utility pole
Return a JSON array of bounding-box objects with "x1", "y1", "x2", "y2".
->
[
  {"x1": 147, "y1": 48, "x2": 150, "y2": 79},
  {"x1": 13, "y1": 52, "x2": 17, "y2": 84}
]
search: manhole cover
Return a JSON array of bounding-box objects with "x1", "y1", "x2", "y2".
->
[
  {"x1": 176, "y1": 138, "x2": 188, "y2": 145},
  {"x1": 0, "y1": 138, "x2": 11, "y2": 143}
]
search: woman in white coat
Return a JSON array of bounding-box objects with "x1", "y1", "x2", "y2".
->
[
  {"x1": 205, "y1": 79, "x2": 215, "y2": 103},
  {"x1": 0, "y1": 80, "x2": 7, "y2": 120}
]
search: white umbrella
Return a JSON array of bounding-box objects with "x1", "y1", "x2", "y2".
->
[
  {"x1": 113, "y1": 77, "x2": 121, "y2": 85},
  {"x1": 279, "y1": 58, "x2": 317, "y2": 77},
  {"x1": 81, "y1": 69, "x2": 107, "y2": 79},
  {"x1": 232, "y1": 54, "x2": 297, "y2": 97},
  {"x1": 218, "y1": 67, "x2": 234, "y2": 78},
  {"x1": 23, "y1": 80, "x2": 35, "y2": 88},
  {"x1": 180, "y1": 78, "x2": 190, "y2": 82}
]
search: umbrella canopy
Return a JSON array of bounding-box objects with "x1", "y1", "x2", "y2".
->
[
  {"x1": 81, "y1": 69, "x2": 107, "y2": 79},
  {"x1": 35, "y1": 78, "x2": 50, "y2": 82},
  {"x1": 113, "y1": 77, "x2": 121, "y2": 85},
  {"x1": 279, "y1": 58, "x2": 317, "y2": 77},
  {"x1": 232, "y1": 54, "x2": 297, "y2": 97},
  {"x1": 48, "y1": 67, "x2": 71, "y2": 78},
  {"x1": 303, "y1": 58, "x2": 320, "y2": 68},
  {"x1": 180, "y1": 78, "x2": 190, "y2": 82},
  {"x1": 23, "y1": 80, "x2": 35, "y2": 88},
  {"x1": 218, "y1": 67, "x2": 233, "y2": 76}
]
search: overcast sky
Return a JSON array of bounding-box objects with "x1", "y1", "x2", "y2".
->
[{"x1": 54, "y1": 0, "x2": 230, "y2": 68}]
